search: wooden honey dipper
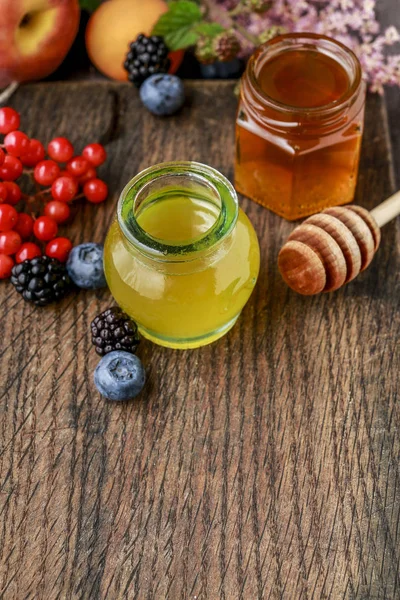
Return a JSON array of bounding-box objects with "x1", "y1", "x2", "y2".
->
[{"x1": 278, "y1": 191, "x2": 400, "y2": 295}]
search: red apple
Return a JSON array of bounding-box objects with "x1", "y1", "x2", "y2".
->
[{"x1": 0, "y1": 0, "x2": 80, "y2": 87}]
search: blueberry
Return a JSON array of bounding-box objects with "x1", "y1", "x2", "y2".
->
[
  {"x1": 199, "y1": 59, "x2": 244, "y2": 79},
  {"x1": 140, "y1": 74, "x2": 185, "y2": 116},
  {"x1": 66, "y1": 243, "x2": 106, "y2": 289},
  {"x1": 94, "y1": 351, "x2": 146, "y2": 401}
]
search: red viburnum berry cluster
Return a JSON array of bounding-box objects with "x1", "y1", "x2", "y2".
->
[{"x1": 0, "y1": 106, "x2": 109, "y2": 280}]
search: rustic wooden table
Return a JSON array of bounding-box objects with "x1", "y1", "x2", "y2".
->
[
  {"x1": 378, "y1": 0, "x2": 400, "y2": 188},
  {"x1": 0, "y1": 81, "x2": 399, "y2": 599}
]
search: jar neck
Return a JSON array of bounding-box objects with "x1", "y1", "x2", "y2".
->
[
  {"x1": 117, "y1": 162, "x2": 239, "y2": 265},
  {"x1": 240, "y1": 33, "x2": 364, "y2": 136}
]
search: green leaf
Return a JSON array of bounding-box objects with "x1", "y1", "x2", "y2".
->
[
  {"x1": 195, "y1": 23, "x2": 225, "y2": 37},
  {"x1": 153, "y1": 0, "x2": 202, "y2": 31},
  {"x1": 79, "y1": 0, "x2": 102, "y2": 11},
  {"x1": 152, "y1": 0, "x2": 203, "y2": 50},
  {"x1": 163, "y1": 29, "x2": 200, "y2": 51}
]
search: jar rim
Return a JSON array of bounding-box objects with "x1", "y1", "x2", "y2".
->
[
  {"x1": 117, "y1": 161, "x2": 239, "y2": 260},
  {"x1": 246, "y1": 32, "x2": 363, "y2": 117}
]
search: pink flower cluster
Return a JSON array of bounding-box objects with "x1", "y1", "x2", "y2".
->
[{"x1": 214, "y1": 0, "x2": 400, "y2": 93}]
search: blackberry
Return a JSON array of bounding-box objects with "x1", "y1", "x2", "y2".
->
[
  {"x1": 10, "y1": 256, "x2": 73, "y2": 306},
  {"x1": 124, "y1": 34, "x2": 171, "y2": 88},
  {"x1": 91, "y1": 307, "x2": 140, "y2": 357}
]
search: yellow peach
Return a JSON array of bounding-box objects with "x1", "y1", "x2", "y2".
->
[{"x1": 85, "y1": 0, "x2": 183, "y2": 81}]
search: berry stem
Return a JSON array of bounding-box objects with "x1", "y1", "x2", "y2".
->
[
  {"x1": 34, "y1": 180, "x2": 43, "y2": 196},
  {"x1": 231, "y1": 22, "x2": 259, "y2": 45},
  {"x1": 228, "y1": 4, "x2": 249, "y2": 16},
  {"x1": 36, "y1": 189, "x2": 51, "y2": 201},
  {"x1": 21, "y1": 193, "x2": 36, "y2": 206}
]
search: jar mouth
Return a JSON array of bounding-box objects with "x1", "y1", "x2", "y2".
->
[
  {"x1": 247, "y1": 33, "x2": 363, "y2": 116},
  {"x1": 118, "y1": 161, "x2": 239, "y2": 260}
]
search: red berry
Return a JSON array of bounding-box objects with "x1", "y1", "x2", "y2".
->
[
  {"x1": 0, "y1": 230, "x2": 21, "y2": 255},
  {"x1": 34, "y1": 160, "x2": 60, "y2": 186},
  {"x1": 20, "y1": 139, "x2": 45, "y2": 167},
  {"x1": 0, "y1": 107, "x2": 20, "y2": 134},
  {"x1": 78, "y1": 166, "x2": 97, "y2": 185},
  {"x1": 67, "y1": 156, "x2": 89, "y2": 177},
  {"x1": 83, "y1": 179, "x2": 108, "y2": 204},
  {"x1": 0, "y1": 155, "x2": 23, "y2": 181},
  {"x1": 44, "y1": 200, "x2": 71, "y2": 223},
  {"x1": 0, "y1": 253, "x2": 14, "y2": 279},
  {"x1": 0, "y1": 204, "x2": 18, "y2": 231},
  {"x1": 14, "y1": 213, "x2": 34, "y2": 238},
  {"x1": 4, "y1": 131, "x2": 30, "y2": 157},
  {"x1": 82, "y1": 143, "x2": 107, "y2": 167},
  {"x1": 3, "y1": 182, "x2": 21, "y2": 205},
  {"x1": 45, "y1": 237, "x2": 73, "y2": 262},
  {"x1": 0, "y1": 183, "x2": 8, "y2": 203},
  {"x1": 33, "y1": 216, "x2": 58, "y2": 241},
  {"x1": 47, "y1": 137, "x2": 74, "y2": 163},
  {"x1": 0, "y1": 148, "x2": 4, "y2": 167},
  {"x1": 51, "y1": 176, "x2": 78, "y2": 202},
  {"x1": 15, "y1": 242, "x2": 42, "y2": 263}
]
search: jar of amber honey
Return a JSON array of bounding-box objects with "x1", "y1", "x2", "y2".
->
[
  {"x1": 235, "y1": 33, "x2": 366, "y2": 220},
  {"x1": 104, "y1": 162, "x2": 260, "y2": 349}
]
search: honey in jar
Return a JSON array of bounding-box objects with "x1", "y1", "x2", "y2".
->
[
  {"x1": 104, "y1": 162, "x2": 260, "y2": 349},
  {"x1": 235, "y1": 33, "x2": 366, "y2": 220}
]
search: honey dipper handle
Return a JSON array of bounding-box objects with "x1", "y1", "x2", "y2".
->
[{"x1": 370, "y1": 190, "x2": 400, "y2": 228}]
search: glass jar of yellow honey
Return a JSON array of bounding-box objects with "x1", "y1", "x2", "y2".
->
[
  {"x1": 104, "y1": 162, "x2": 260, "y2": 349},
  {"x1": 235, "y1": 33, "x2": 366, "y2": 220}
]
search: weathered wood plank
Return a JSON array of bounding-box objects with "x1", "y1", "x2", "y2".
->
[
  {"x1": 377, "y1": 0, "x2": 400, "y2": 187},
  {"x1": 0, "y1": 81, "x2": 399, "y2": 600}
]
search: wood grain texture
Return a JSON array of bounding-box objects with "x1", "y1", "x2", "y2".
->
[
  {"x1": 377, "y1": 0, "x2": 400, "y2": 187},
  {"x1": 0, "y1": 82, "x2": 399, "y2": 600}
]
